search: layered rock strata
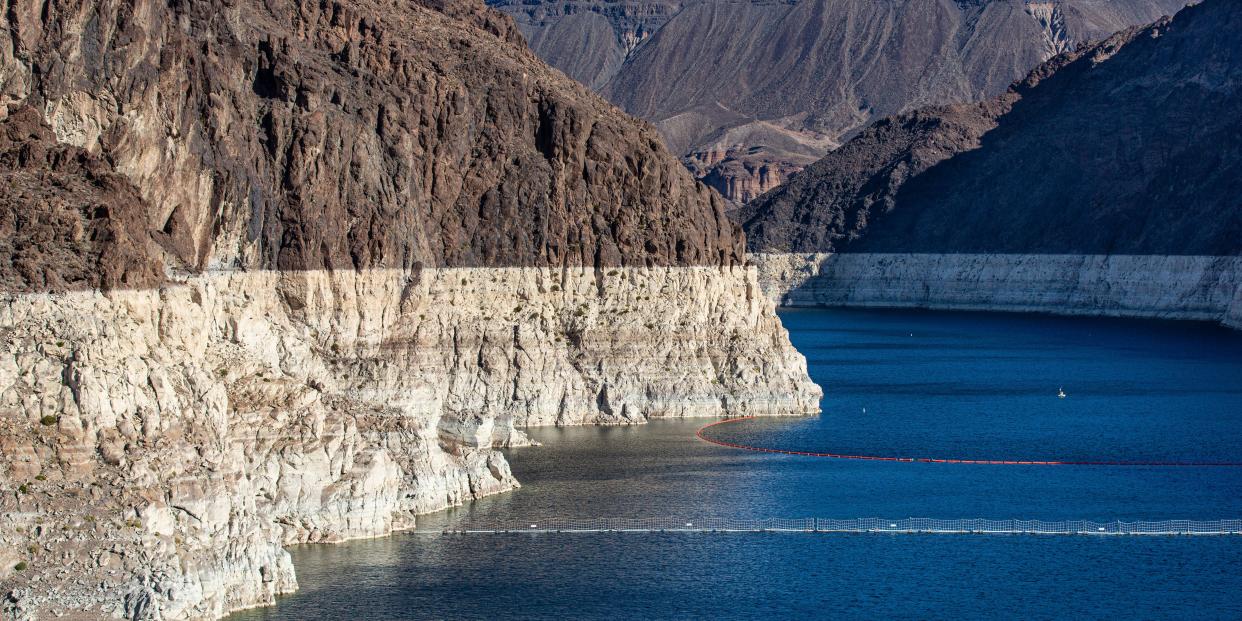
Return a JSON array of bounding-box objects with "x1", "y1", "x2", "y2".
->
[
  {"x1": 742, "y1": 1, "x2": 1241, "y2": 256},
  {"x1": 0, "y1": 0, "x2": 820, "y2": 618},
  {"x1": 1, "y1": 266, "x2": 815, "y2": 619},
  {"x1": 752, "y1": 253, "x2": 1242, "y2": 328}
]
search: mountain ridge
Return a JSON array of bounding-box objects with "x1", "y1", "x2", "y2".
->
[
  {"x1": 492, "y1": 0, "x2": 1188, "y2": 202},
  {"x1": 741, "y1": 0, "x2": 1241, "y2": 256}
]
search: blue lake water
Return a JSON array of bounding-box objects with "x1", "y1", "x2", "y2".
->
[{"x1": 232, "y1": 309, "x2": 1242, "y2": 620}]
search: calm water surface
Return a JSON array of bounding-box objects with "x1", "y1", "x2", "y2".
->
[{"x1": 233, "y1": 309, "x2": 1242, "y2": 620}]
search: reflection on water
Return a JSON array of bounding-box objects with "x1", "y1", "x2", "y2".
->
[{"x1": 232, "y1": 309, "x2": 1242, "y2": 620}]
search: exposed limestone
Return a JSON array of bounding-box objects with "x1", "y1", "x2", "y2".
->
[
  {"x1": 0, "y1": 266, "x2": 819, "y2": 619},
  {"x1": 0, "y1": 0, "x2": 821, "y2": 618},
  {"x1": 752, "y1": 253, "x2": 1242, "y2": 328}
]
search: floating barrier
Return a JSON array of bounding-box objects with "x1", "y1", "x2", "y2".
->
[
  {"x1": 696, "y1": 417, "x2": 1242, "y2": 467},
  {"x1": 415, "y1": 517, "x2": 1242, "y2": 536}
]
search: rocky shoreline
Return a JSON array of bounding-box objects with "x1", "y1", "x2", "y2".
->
[
  {"x1": 752, "y1": 253, "x2": 1242, "y2": 329},
  {"x1": 0, "y1": 266, "x2": 818, "y2": 619}
]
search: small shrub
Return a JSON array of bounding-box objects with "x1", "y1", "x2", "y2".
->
[
  {"x1": 33, "y1": 475, "x2": 45, "y2": 481},
  {"x1": 56, "y1": 342, "x2": 64, "y2": 348},
  {"x1": 13, "y1": 562, "x2": 26, "y2": 571},
  {"x1": 39, "y1": 415, "x2": 57, "y2": 426},
  {"x1": 17, "y1": 484, "x2": 28, "y2": 494}
]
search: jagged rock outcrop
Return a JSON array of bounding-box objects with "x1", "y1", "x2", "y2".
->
[
  {"x1": 743, "y1": 0, "x2": 1242, "y2": 325},
  {"x1": 1, "y1": 265, "x2": 815, "y2": 619},
  {"x1": 3, "y1": 0, "x2": 741, "y2": 281},
  {"x1": 493, "y1": 0, "x2": 1187, "y2": 202},
  {"x1": 0, "y1": 0, "x2": 819, "y2": 618},
  {"x1": 0, "y1": 108, "x2": 167, "y2": 292}
]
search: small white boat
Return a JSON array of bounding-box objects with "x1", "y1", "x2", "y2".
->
[{"x1": 1058, "y1": 387, "x2": 1067, "y2": 399}]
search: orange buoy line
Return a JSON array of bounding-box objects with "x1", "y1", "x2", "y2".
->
[{"x1": 695, "y1": 416, "x2": 1242, "y2": 467}]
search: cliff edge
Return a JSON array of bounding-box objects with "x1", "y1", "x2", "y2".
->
[{"x1": 0, "y1": 0, "x2": 820, "y2": 618}]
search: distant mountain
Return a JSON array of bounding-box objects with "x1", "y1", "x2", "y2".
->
[
  {"x1": 490, "y1": 0, "x2": 1187, "y2": 203},
  {"x1": 740, "y1": 0, "x2": 1241, "y2": 256}
]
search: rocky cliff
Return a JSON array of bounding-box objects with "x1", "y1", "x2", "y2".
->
[
  {"x1": 753, "y1": 253, "x2": 1242, "y2": 328},
  {"x1": 492, "y1": 0, "x2": 1187, "y2": 203},
  {"x1": 489, "y1": 0, "x2": 682, "y2": 90},
  {"x1": 743, "y1": 0, "x2": 1242, "y2": 326},
  {"x1": 0, "y1": 0, "x2": 819, "y2": 618}
]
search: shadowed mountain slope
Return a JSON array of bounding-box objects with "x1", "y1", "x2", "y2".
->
[{"x1": 741, "y1": 0, "x2": 1242, "y2": 256}]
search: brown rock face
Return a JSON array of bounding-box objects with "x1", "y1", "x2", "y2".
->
[
  {"x1": 1, "y1": 0, "x2": 741, "y2": 293},
  {"x1": 0, "y1": 107, "x2": 167, "y2": 291},
  {"x1": 742, "y1": 0, "x2": 1242, "y2": 256},
  {"x1": 737, "y1": 100, "x2": 1009, "y2": 252},
  {"x1": 692, "y1": 152, "x2": 792, "y2": 205}
]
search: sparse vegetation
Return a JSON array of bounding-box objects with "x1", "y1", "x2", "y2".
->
[
  {"x1": 39, "y1": 415, "x2": 58, "y2": 426},
  {"x1": 13, "y1": 562, "x2": 26, "y2": 571}
]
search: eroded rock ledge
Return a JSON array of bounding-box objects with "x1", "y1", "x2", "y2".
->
[
  {"x1": 753, "y1": 253, "x2": 1242, "y2": 329},
  {"x1": 0, "y1": 265, "x2": 819, "y2": 619}
]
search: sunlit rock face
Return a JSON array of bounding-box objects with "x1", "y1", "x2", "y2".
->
[
  {"x1": 1, "y1": 265, "x2": 816, "y2": 618},
  {"x1": 0, "y1": 0, "x2": 818, "y2": 618},
  {"x1": 751, "y1": 253, "x2": 1242, "y2": 328}
]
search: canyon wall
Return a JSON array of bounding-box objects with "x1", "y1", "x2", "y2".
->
[
  {"x1": 492, "y1": 0, "x2": 1187, "y2": 202},
  {"x1": 743, "y1": 2, "x2": 1240, "y2": 329},
  {"x1": 1, "y1": 265, "x2": 815, "y2": 619},
  {"x1": 753, "y1": 253, "x2": 1242, "y2": 328},
  {"x1": 0, "y1": 0, "x2": 819, "y2": 618}
]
